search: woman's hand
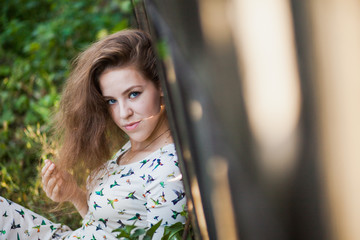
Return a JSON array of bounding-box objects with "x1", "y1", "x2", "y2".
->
[
  {"x1": 41, "y1": 159, "x2": 89, "y2": 217},
  {"x1": 41, "y1": 159, "x2": 78, "y2": 203}
]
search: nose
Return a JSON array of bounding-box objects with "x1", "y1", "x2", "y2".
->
[{"x1": 118, "y1": 101, "x2": 133, "y2": 119}]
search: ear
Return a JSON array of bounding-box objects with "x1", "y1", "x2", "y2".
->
[{"x1": 160, "y1": 88, "x2": 164, "y2": 97}]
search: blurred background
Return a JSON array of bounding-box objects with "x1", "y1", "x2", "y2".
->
[{"x1": 1, "y1": 0, "x2": 360, "y2": 239}]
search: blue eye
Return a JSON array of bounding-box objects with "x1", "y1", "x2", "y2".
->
[
  {"x1": 129, "y1": 91, "x2": 140, "y2": 99},
  {"x1": 107, "y1": 99, "x2": 117, "y2": 105}
]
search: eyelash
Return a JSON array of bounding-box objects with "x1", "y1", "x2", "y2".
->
[
  {"x1": 107, "y1": 99, "x2": 117, "y2": 105},
  {"x1": 129, "y1": 91, "x2": 141, "y2": 99},
  {"x1": 106, "y1": 91, "x2": 141, "y2": 105}
]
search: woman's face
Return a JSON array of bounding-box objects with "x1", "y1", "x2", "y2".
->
[{"x1": 99, "y1": 66, "x2": 163, "y2": 143}]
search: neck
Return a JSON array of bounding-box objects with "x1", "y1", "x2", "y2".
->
[{"x1": 130, "y1": 118, "x2": 172, "y2": 152}]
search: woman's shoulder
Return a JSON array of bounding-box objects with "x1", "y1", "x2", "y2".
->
[
  {"x1": 158, "y1": 143, "x2": 177, "y2": 161},
  {"x1": 103, "y1": 141, "x2": 130, "y2": 164},
  {"x1": 113, "y1": 141, "x2": 132, "y2": 160},
  {"x1": 147, "y1": 143, "x2": 178, "y2": 164},
  {"x1": 140, "y1": 143, "x2": 180, "y2": 177},
  {"x1": 90, "y1": 142, "x2": 131, "y2": 178}
]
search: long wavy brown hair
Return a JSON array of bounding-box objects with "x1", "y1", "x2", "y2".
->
[{"x1": 52, "y1": 29, "x2": 159, "y2": 184}]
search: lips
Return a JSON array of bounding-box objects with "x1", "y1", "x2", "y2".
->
[{"x1": 124, "y1": 121, "x2": 140, "y2": 131}]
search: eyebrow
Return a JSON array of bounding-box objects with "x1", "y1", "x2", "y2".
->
[
  {"x1": 102, "y1": 85, "x2": 143, "y2": 98},
  {"x1": 123, "y1": 85, "x2": 143, "y2": 95}
]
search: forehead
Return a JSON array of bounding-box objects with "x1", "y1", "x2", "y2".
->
[{"x1": 99, "y1": 66, "x2": 150, "y2": 94}]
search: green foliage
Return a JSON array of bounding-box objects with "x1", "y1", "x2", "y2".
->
[
  {"x1": 113, "y1": 220, "x2": 193, "y2": 240},
  {"x1": 0, "y1": 0, "x2": 134, "y2": 229},
  {"x1": 113, "y1": 207, "x2": 194, "y2": 240},
  {"x1": 156, "y1": 39, "x2": 170, "y2": 60},
  {"x1": 161, "y1": 205, "x2": 193, "y2": 240},
  {"x1": 113, "y1": 220, "x2": 162, "y2": 240},
  {"x1": 162, "y1": 222, "x2": 188, "y2": 240}
]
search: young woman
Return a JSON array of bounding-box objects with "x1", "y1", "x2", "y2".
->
[{"x1": 0, "y1": 29, "x2": 186, "y2": 239}]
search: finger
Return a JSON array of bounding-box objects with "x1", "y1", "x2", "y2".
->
[
  {"x1": 52, "y1": 179, "x2": 64, "y2": 201},
  {"x1": 52, "y1": 184, "x2": 60, "y2": 200},
  {"x1": 41, "y1": 160, "x2": 51, "y2": 175},
  {"x1": 42, "y1": 169, "x2": 58, "y2": 193},
  {"x1": 42, "y1": 163, "x2": 56, "y2": 184},
  {"x1": 46, "y1": 175, "x2": 59, "y2": 196},
  {"x1": 41, "y1": 162, "x2": 54, "y2": 180}
]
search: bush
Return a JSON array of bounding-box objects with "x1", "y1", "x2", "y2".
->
[{"x1": 0, "y1": 0, "x2": 134, "y2": 229}]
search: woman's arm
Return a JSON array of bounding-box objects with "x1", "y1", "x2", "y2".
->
[
  {"x1": 69, "y1": 187, "x2": 88, "y2": 217},
  {"x1": 41, "y1": 159, "x2": 89, "y2": 218}
]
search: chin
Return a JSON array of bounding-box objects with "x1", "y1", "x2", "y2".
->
[{"x1": 128, "y1": 133, "x2": 151, "y2": 143}]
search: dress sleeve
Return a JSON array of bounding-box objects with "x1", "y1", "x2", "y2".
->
[{"x1": 144, "y1": 150, "x2": 187, "y2": 237}]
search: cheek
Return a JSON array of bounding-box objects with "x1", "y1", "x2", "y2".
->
[
  {"x1": 109, "y1": 107, "x2": 120, "y2": 123},
  {"x1": 141, "y1": 97, "x2": 161, "y2": 116}
]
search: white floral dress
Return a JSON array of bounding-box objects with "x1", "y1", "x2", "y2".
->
[{"x1": 0, "y1": 142, "x2": 187, "y2": 239}]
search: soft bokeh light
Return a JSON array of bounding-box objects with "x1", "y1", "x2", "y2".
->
[
  {"x1": 209, "y1": 156, "x2": 238, "y2": 240},
  {"x1": 191, "y1": 177, "x2": 210, "y2": 240},
  {"x1": 310, "y1": 1, "x2": 360, "y2": 239},
  {"x1": 231, "y1": 0, "x2": 301, "y2": 179}
]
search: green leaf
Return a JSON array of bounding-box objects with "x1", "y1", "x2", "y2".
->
[
  {"x1": 111, "y1": 19, "x2": 129, "y2": 33},
  {"x1": 145, "y1": 219, "x2": 162, "y2": 238},
  {"x1": 96, "y1": 29, "x2": 109, "y2": 40},
  {"x1": 113, "y1": 222, "x2": 137, "y2": 238},
  {"x1": 14, "y1": 95, "x2": 29, "y2": 112},
  {"x1": 132, "y1": 228, "x2": 146, "y2": 237},
  {"x1": 180, "y1": 204, "x2": 188, "y2": 217},
  {"x1": 161, "y1": 232, "x2": 171, "y2": 240},
  {"x1": 0, "y1": 66, "x2": 10, "y2": 76},
  {"x1": 115, "y1": 232, "x2": 130, "y2": 238},
  {"x1": 162, "y1": 222, "x2": 184, "y2": 240},
  {"x1": 119, "y1": 0, "x2": 133, "y2": 13},
  {"x1": 24, "y1": 42, "x2": 40, "y2": 53},
  {"x1": 168, "y1": 233, "x2": 183, "y2": 240},
  {"x1": 124, "y1": 224, "x2": 138, "y2": 233},
  {"x1": 0, "y1": 108, "x2": 15, "y2": 123},
  {"x1": 156, "y1": 40, "x2": 169, "y2": 60}
]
